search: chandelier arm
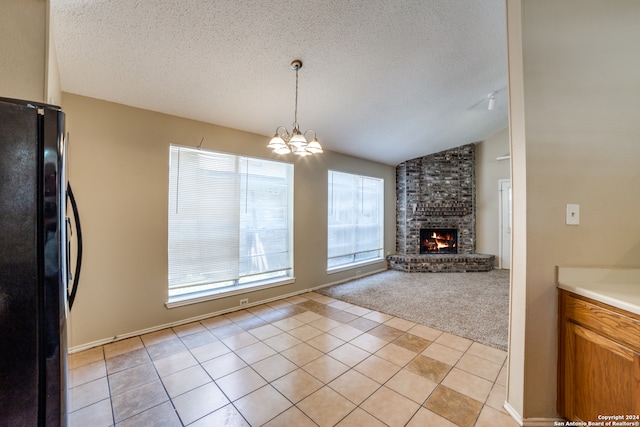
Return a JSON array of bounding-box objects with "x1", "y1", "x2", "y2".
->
[
  {"x1": 303, "y1": 129, "x2": 317, "y2": 139},
  {"x1": 274, "y1": 125, "x2": 287, "y2": 135}
]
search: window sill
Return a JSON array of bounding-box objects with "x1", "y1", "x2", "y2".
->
[
  {"x1": 327, "y1": 258, "x2": 385, "y2": 275},
  {"x1": 165, "y1": 277, "x2": 295, "y2": 309}
]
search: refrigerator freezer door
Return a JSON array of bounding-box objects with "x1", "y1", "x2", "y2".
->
[
  {"x1": 0, "y1": 100, "x2": 41, "y2": 425},
  {"x1": 0, "y1": 98, "x2": 67, "y2": 427}
]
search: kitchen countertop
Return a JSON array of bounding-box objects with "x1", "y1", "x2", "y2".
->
[{"x1": 557, "y1": 267, "x2": 640, "y2": 316}]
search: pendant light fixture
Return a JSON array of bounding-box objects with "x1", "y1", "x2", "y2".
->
[{"x1": 267, "y1": 60, "x2": 323, "y2": 156}]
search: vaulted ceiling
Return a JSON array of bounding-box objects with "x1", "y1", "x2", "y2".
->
[{"x1": 50, "y1": 0, "x2": 508, "y2": 165}]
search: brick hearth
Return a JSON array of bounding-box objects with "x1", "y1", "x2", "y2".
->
[
  {"x1": 388, "y1": 143, "x2": 495, "y2": 272},
  {"x1": 387, "y1": 253, "x2": 495, "y2": 272}
]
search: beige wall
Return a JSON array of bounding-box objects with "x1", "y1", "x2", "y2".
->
[
  {"x1": 0, "y1": 0, "x2": 49, "y2": 102},
  {"x1": 63, "y1": 93, "x2": 396, "y2": 348},
  {"x1": 476, "y1": 129, "x2": 510, "y2": 265},
  {"x1": 506, "y1": 0, "x2": 640, "y2": 421},
  {"x1": 46, "y1": 0, "x2": 62, "y2": 106}
]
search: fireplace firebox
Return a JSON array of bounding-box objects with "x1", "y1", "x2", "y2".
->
[{"x1": 420, "y1": 228, "x2": 458, "y2": 254}]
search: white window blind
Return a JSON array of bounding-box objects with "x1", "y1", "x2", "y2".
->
[
  {"x1": 168, "y1": 146, "x2": 293, "y2": 298},
  {"x1": 327, "y1": 170, "x2": 384, "y2": 271}
]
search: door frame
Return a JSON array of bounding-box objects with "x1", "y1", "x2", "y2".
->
[{"x1": 498, "y1": 179, "x2": 512, "y2": 269}]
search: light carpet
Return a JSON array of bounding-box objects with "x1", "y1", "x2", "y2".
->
[{"x1": 317, "y1": 269, "x2": 509, "y2": 351}]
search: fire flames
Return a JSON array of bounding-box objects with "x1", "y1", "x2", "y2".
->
[
  {"x1": 432, "y1": 232, "x2": 455, "y2": 249},
  {"x1": 423, "y1": 232, "x2": 457, "y2": 253}
]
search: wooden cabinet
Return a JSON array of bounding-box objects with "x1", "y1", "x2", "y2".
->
[{"x1": 558, "y1": 290, "x2": 640, "y2": 422}]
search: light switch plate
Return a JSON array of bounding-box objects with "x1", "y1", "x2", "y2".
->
[{"x1": 566, "y1": 204, "x2": 580, "y2": 225}]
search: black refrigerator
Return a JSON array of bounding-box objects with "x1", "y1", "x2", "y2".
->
[{"x1": 0, "y1": 97, "x2": 82, "y2": 427}]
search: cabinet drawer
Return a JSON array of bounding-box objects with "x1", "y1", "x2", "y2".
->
[{"x1": 561, "y1": 291, "x2": 640, "y2": 354}]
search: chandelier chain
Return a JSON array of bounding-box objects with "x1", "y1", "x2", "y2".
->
[{"x1": 294, "y1": 67, "x2": 299, "y2": 126}]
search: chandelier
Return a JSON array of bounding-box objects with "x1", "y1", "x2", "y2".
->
[{"x1": 267, "y1": 60, "x2": 323, "y2": 156}]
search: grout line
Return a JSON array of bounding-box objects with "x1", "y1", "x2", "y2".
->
[{"x1": 69, "y1": 297, "x2": 511, "y2": 427}]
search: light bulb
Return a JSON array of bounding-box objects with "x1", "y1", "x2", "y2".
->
[
  {"x1": 306, "y1": 139, "x2": 323, "y2": 153},
  {"x1": 289, "y1": 133, "x2": 307, "y2": 148},
  {"x1": 267, "y1": 135, "x2": 286, "y2": 148}
]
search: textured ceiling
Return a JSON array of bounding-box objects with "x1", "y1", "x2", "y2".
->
[{"x1": 50, "y1": 0, "x2": 508, "y2": 165}]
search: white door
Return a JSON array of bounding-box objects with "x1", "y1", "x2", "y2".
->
[{"x1": 499, "y1": 179, "x2": 512, "y2": 269}]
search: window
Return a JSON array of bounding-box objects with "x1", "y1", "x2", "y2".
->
[
  {"x1": 327, "y1": 170, "x2": 384, "y2": 271},
  {"x1": 168, "y1": 145, "x2": 293, "y2": 303}
]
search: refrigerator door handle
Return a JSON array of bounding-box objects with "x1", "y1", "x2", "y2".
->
[
  {"x1": 67, "y1": 183, "x2": 82, "y2": 310},
  {"x1": 66, "y1": 216, "x2": 72, "y2": 282}
]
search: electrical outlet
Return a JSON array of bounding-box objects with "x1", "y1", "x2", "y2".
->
[{"x1": 239, "y1": 298, "x2": 249, "y2": 306}]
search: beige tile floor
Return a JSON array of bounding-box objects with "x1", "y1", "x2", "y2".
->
[{"x1": 68, "y1": 292, "x2": 518, "y2": 427}]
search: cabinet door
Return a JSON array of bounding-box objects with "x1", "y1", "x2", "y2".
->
[{"x1": 563, "y1": 321, "x2": 640, "y2": 422}]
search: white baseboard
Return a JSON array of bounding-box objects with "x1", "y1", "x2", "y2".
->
[
  {"x1": 69, "y1": 268, "x2": 387, "y2": 354},
  {"x1": 503, "y1": 402, "x2": 565, "y2": 427},
  {"x1": 69, "y1": 287, "x2": 309, "y2": 353},
  {"x1": 504, "y1": 402, "x2": 524, "y2": 426},
  {"x1": 310, "y1": 267, "x2": 388, "y2": 291}
]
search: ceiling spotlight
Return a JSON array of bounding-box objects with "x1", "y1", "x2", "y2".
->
[
  {"x1": 267, "y1": 60, "x2": 323, "y2": 156},
  {"x1": 487, "y1": 92, "x2": 496, "y2": 111}
]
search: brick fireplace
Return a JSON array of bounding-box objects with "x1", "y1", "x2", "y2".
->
[{"x1": 387, "y1": 143, "x2": 494, "y2": 272}]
